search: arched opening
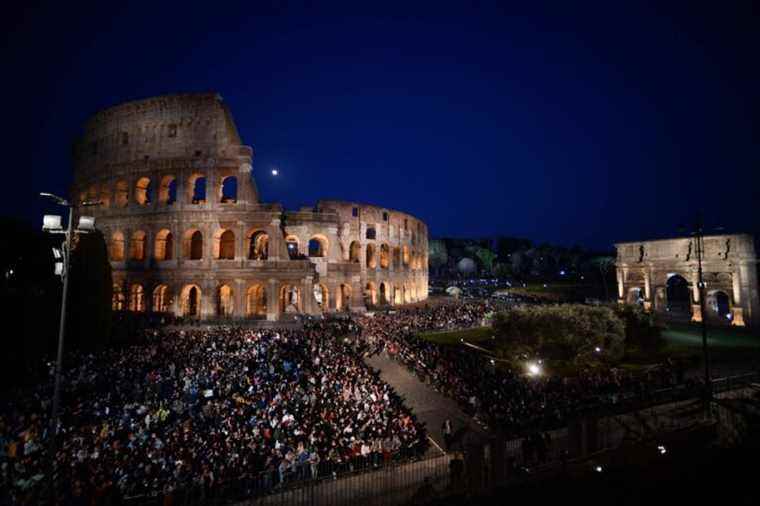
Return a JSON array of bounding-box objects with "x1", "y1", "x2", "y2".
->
[
  {"x1": 130, "y1": 231, "x2": 146, "y2": 261},
  {"x1": 308, "y1": 235, "x2": 328, "y2": 258},
  {"x1": 392, "y1": 247, "x2": 401, "y2": 269},
  {"x1": 314, "y1": 284, "x2": 329, "y2": 312},
  {"x1": 158, "y1": 175, "x2": 176, "y2": 205},
  {"x1": 152, "y1": 284, "x2": 170, "y2": 313},
  {"x1": 380, "y1": 282, "x2": 390, "y2": 305},
  {"x1": 110, "y1": 232, "x2": 125, "y2": 261},
  {"x1": 366, "y1": 243, "x2": 377, "y2": 268},
  {"x1": 217, "y1": 284, "x2": 234, "y2": 317},
  {"x1": 394, "y1": 287, "x2": 402, "y2": 305},
  {"x1": 666, "y1": 274, "x2": 691, "y2": 316},
  {"x1": 183, "y1": 229, "x2": 203, "y2": 260},
  {"x1": 365, "y1": 282, "x2": 377, "y2": 306},
  {"x1": 135, "y1": 177, "x2": 152, "y2": 206},
  {"x1": 280, "y1": 285, "x2": 301, "y2": 313},
  {"x1": 246, "y1": 284, "x2": 267, "y2": 317},
  {"x1": 220, "y1": 176, "x2": 237, "y2": 203},
  {"x1": 403, "y1": 285, "x2": 409, "y2": 303},
  {"x1": 129, "y1": 284, "x2": 145, "y2": 312},
  {"x1": 366, "y1": 226, "x2": 376, "y2": 240},
  {"x1": 112, "y1": 284, "x2": 125, "y2": 310},
  {"x1": 349, "y1": 241, "x2": 361, "y2": 263},
  {"x1": 707, "y1": 290, "x2": 731, "y2": 320},
  {"x1": 115, "y1": 180, "x2": 128, "y2": 207},
  {"x1": 99, "y1": 185, "x2": 111, "y2": 208},
  {"x1": 188, "y1": 174, "x2": 206, "y2": 204},
  {"x1": 286, "y1": 236, "x2": 300, "y2": 259},
  {"x1": 215, "y1": 229, "x2": 236, "y2": 259},
  {"x1": 337, "y1": 283, "x2": 352, "y2": 311},
  {"x1": 248, "y1": 230, "x2": 269, "y2": 260},
  {"x1": 627, "y1": 287, "x2": 644, "y2": 306},
  {"x1": 180, "y1": 284, "x2": 201, "y2": 317},
  {"x1": 154, "y1": 229, "x2": 174, "y2": 261},
  {"x1": 380, "y1": 244, "x2": 390, "y2": 269},
  {"x1": 402, "y1": 245, "x2": 410, "y2": 267}
]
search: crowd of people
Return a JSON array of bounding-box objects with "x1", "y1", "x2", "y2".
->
[
  {"x1": 1, "y1": 297, "x2": 704, "y2": 505},
  {"x1": 357, "y1": 303, "x2": 690, "y2": 436},
  {"x1": 0, "y1": 320, "x2": 427, "y2": 505}
]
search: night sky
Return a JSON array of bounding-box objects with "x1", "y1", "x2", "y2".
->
[{"x1": 4, "y1": 1, "x2": 758, "y2": 249}]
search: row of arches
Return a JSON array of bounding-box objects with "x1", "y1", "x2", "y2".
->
[
  {"x1": 81, "y1": 174, "x2": 238, "y2": 208},
  {"x1": 626, "y1": 274, "x2": 733, "y2": 321},
  {"x1": 113, "y1": 278, "x2": 426, "y2": 316},
  {"x1": 110, "y1": 228, "x2": 269, "y2": 262},
  {"x1": 348, "y1": 242, "x2": 424, "y2": 270}
]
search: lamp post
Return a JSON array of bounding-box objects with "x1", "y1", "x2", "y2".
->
[
  {"x1": 40, "y1": 192, "x2": 98, "y2": 494},
  {"x1": 689, "y1": 219, "x2": 711, "y2": 414}
]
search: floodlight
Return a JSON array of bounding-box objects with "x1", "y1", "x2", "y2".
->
[
  {"x1": 595, "y1": 465, "x2": 603, "y2": 473},
  {"x1": 43, "y1": 215, "x2": 63, "y2": 232},
  {"x1": 54, "y1": 263, "x2": 64, "y2": 276},
  {"x1": 52, "y1": 248, "x2": 62, "y2": 259},
  {"x1": 526, "y1": 362, "x2": 542, "y2": 376},
  {"x1": 77, "y1": 216, "x2": 96, "y2": 231}
]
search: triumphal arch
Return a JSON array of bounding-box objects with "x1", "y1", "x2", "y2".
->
[{"x1": 615, "y1": 234, "x2": 759, "y2": 327}]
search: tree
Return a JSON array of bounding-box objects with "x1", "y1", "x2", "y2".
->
[
  {"x1": 67, "y1": 229, "x2": 113, "y2": 351},
  {"x1": 428, "y1": 240, "x2": 448, "y2": 275}
]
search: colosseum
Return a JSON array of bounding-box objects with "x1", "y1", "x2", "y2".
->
[{"x1": 71, "y1": 93, "x2": 429, "y2": 320}]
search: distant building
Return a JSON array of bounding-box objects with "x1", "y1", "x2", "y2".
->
[
  {"x1": 72, "y1": 93, "x2": 428, "y2": 320},
  {"x1": 615, "y1": 234, "x2": 758, "y2": 327}
]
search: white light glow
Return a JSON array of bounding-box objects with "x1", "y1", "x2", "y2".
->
[
  {"x1": 271, "y1": 169, "x2": 279, "y2": 176},
  {"x1": 526, "y1": 362, "x2": 542, "y2": 376}
]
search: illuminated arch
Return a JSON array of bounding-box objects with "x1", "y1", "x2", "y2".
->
[
  {"x1": 214, "y1": 229, "x2": 236, "y2": 259},
  {"x1": 188, "y1": 173, "x2": 206, "y2": 204},
  {"x1": 217, "y1": 284, "x2": 234, "y2": 317},
  {"x1": 337, "y1": 283, "x2": 352, "y2": 310},
  {"x1": 182, "y1": 229, "x2": 203, "y2": 260},
  {"x1": 158, "y1": 175, "x2": 176, "y2": 205},
  {"x1": 154, "y1": 229, "x2": 174, "y2": 261},
  {"x1": 180, "y1": 284, "x2": 202, "y2": 317},
  {"x1": 280, "y1": 285, "x2": 301, "y2": 313},
  {"x1": 349, "y1": 241, "x2": 361, "y2": 263},
  {"x1": 112, "y1": 284, "x2": 125, "y2": 310},
  {"x1": 308, "y1": 235, "x2": 329, "y2": 258},
  {"x1": 130, "y1": 230, "x2": 146, "y2": 261},
  {"x1": 365, "y1": 282, "x2": 377, "y2": 306},
  {"x1": 248, "y1": 230, "x2": 269, "y2": 260},
  {"x1": 366, "y1": 243, "x2": 377, "y2": 268},
  {"x1": 98, "y1": 185, "x2": 111, "y2": 208},
  {"x1": 402, "y1": 245, "x2": 410, "y2": 267},
  {"x1": 246, "y1": 284, "x2": 267, "y2": 317},
  {"x1": 135, "y1": 177, "x2": 152, "y2": 206},
  {"x1": 314, "y1": 284, "x2": 329, "y2": 312},
  {"x1": 128, "y1": 284, "x2": 145, "y2": 312},
  {"x1": 285, "y1": 235, "x2": 301, "y2": 259},
  {"x1": 220, "y1": 175, "x2": 237, "y2": 203},
  {"x1": 152, "y1": 284, "x2": 171, "y2": 313},
  {"x1": 110, "y1": 231, "x2": 125, "y2": 261},
  {"x1": 380, "y1": 244, "x2": 390, "y2": 269}
]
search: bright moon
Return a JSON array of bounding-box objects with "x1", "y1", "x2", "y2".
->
[{"x1": 271, "y1": 169, "x2": 278, "y2": 176}]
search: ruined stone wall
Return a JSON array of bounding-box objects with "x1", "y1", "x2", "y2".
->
[
  {"x1": 615, "y1": 234, "x2": 759, "y2": 327},
  {"x1": 71, "y1": 93, "x2": 428, "y2": 321}
]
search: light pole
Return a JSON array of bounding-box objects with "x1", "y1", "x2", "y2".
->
[
  {"x1": 40, "y1": 192, "x2": 98, "y2": 493},
  {"x1": 690, "y1": 219, "x2": 711, "y2": 414}
]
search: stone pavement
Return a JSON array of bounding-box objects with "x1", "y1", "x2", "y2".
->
[{"x1": 365, "y1": 352, "x2": 490, "y2": 452}]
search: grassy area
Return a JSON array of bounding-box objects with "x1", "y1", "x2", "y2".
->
[
  {"x1": 662, "y1": 322, "x2": 760, "y2": 349},
  {"x1": 417, "y1": 326, "x2": 495, "y2": 346}
]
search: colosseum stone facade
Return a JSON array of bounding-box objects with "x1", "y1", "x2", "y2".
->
[{"x1": 71, "y1": 93, "x2": 428, "y2": 320}]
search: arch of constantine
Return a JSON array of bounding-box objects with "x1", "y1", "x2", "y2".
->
[
  {"x1": 615, "y1": 234, "x2": 759, "y2": 327},
  {"x1": 72, "y1": 93, "x2": 428, "y2": 320}
]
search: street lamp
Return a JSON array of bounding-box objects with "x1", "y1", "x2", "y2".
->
[{"x1": 39, "y1": 192, "x2": 99, "y2": 490}]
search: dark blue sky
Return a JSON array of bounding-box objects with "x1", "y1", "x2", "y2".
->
[{"x1": 4, "y1": 1, "x2": 758, "y2": 249}]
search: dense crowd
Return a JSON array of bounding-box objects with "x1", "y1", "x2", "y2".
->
[
  {"x1": 0, "y1": 321, "x2": 427, "y2": 505},
  {"x1": 358, "y1": 303, "x2": 689, "y2": 436}
]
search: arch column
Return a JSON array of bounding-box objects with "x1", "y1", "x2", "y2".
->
[{"x1": 234, "y1": 278, "x2": 245, "y2": 318}]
